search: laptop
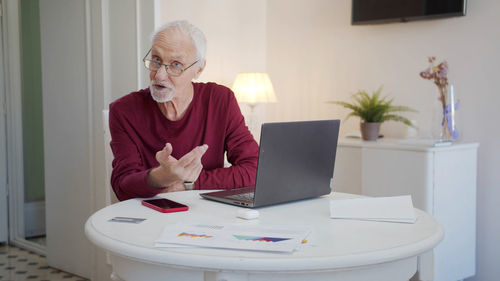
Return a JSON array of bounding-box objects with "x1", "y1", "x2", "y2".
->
[{"x1": 200, "y1": 119, "x2": 340, "y2": 208}]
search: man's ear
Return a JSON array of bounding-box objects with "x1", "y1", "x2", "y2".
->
[{"x1": 194, "y1": 60, "x2": 206, "y2": 79}]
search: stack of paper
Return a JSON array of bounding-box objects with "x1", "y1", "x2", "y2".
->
[
  {"x1": 330, "y1": 195, "x2": 417, "y2": 223},
  {"x1": 155, "y1": 223, "x2": 311, "y2": 253}
]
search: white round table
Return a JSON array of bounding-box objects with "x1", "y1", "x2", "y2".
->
[{"x1": 85, "y1": 191, "x2": 443, "y2": 281}]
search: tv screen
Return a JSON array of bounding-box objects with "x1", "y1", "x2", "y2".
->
[{"x1": 352, "y1": 0, "x2": 467, "y2": 25}]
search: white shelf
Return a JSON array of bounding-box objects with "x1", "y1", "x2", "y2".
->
[{"x1": 339, "y1": 138, "x2": 479, "y2": 152}]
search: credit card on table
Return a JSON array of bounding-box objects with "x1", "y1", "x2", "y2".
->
[{"x1": 109, "y1": 217, "x2": 146, "y2": 224}]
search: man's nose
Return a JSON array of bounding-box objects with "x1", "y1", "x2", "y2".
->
[{"x1": 154, "y1": 65, "x2": 169, "y2": 80}]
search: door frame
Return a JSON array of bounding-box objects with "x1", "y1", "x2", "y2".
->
[
  {"x1": 0, "y1": 0, "x2": 9, "y2": 244},
  {"x1": 2, "y1": 0, "x2": 45, "y2": 254}
]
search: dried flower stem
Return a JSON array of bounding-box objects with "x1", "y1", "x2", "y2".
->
[{"x1": 420, "y1": 56, "x2": 452, "y2": 139}]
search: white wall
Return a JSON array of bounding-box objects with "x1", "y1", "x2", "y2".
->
[
  {"x1": 154, "y1": 0, "x2": 268, "y2": 88},
  {"x1": 107, "y1": 0, "x2": 153, "y2": 101},
  {"x1": 266, "y1": 1, "x2": 499, "y2": 281}
]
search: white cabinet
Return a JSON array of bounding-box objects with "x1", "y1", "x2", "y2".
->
[{"x1": 333, "y1": 139, "x2": 478, "y2": 281}]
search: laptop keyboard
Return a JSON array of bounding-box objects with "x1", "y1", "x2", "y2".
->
[{"x1": 227, "y1": 192, "x2": 254, "y2": 201}]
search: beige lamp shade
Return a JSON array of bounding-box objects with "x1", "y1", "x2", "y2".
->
[{"x1": 232, "y1": 72, "x2": 277, "y2": 105}]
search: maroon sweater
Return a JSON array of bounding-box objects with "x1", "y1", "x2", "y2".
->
[{"x1": 109, "y1": 82, "x2": 259, "y2": 201}]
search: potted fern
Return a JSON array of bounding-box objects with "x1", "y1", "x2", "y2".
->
[{"x1": 328, "y1": 87, "x2": 417, "y2": 141}]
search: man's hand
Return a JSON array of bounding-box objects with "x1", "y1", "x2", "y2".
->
[{"x1": 148, "y1": 143, "x2": 208, "y2": 189}]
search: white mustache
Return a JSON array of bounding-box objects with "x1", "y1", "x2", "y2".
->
[{"x1": 152, "y1": 81, "x2": 173, "y2": 89}]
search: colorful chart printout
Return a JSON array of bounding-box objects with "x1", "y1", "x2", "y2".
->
[
  {"x1": 178, "y1": 232, "x2": 213, "y2": 239},
  {"x1": 155, "y1": 223, "x2": 311, "y2": 252},
  {"x1": 233, "y1": 235, "x2": 291, "y2": 242}
]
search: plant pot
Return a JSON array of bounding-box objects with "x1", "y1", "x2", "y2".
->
[{"x1": 360, "y1": 122, "x2": 380, "y2": 141}]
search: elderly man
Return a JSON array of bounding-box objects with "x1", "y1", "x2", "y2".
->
[{"x1": 109, "y1": 20, "x2": 259, "y2": 201}]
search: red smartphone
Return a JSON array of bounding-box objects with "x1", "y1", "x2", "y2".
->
[{"x1": 141, "y1": 198, "x2": 189, "y2": 213}]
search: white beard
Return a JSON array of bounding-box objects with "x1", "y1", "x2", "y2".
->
[{"x1": 149, "y1": 81, "x2": 175, "y2": 103}]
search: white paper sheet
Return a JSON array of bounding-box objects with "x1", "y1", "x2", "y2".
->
[
  {"x1": 330, "y1": 195, "x2": 417, "y2": 223},
  {"x1": 155, "y1": 223, "x2": 311, "y2": 253}
]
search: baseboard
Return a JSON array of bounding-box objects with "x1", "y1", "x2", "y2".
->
[{"x1": 24, "y1": 200, "x2": 46, "y2": 237}]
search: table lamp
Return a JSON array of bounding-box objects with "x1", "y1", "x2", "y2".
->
[{"x1": 232, "y1": 72, "x2": 277, "y2": 139}]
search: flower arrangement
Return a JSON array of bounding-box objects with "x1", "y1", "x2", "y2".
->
[
  {"x1": 419, "y1": 56, "x2": 459, "y2": 140},
  {"x1": 419, "y1": 57, "x2": 449, "y2": 111}
]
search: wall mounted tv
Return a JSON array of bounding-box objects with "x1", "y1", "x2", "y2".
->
[{"x1": 352, "y1": 0, "x2": 467, "y2": 25}]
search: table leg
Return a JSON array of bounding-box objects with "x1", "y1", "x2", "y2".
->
[{"x1": 411, "y1": 251, "x2": 434, "y2": 281}]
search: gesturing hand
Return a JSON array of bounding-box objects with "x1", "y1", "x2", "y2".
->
[{"x1": 148, "y1": 143, "x2": 208, "y2": 189}]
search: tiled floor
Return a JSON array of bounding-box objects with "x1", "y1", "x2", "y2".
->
[{"x1": 0, "y1": 243, "x2": 88, "y2": 281}]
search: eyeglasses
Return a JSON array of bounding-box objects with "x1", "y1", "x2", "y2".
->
[{"x1": 142, "y1": 49, "x2": 198, "y2": 77}]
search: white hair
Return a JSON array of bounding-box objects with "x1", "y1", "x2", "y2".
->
[{"x1": 151, "y1": 20, "x2": 207, "y2": 62}]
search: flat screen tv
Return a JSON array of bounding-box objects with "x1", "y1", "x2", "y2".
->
[{"x1": 352, "y1": 0, "x2": 467, "y2": 25}]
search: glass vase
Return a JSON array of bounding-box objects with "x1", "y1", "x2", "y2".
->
[{"x1": 435, "y1": 85, "x2": 460, "y2": 141}]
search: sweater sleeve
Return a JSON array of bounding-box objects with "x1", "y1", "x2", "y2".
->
[
  {"x1": 109, "y1": 104, "x2": 166, "y2": 201},
  {"x1": 196, "y1": 93, "x2": 259, "y2": 189}
]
